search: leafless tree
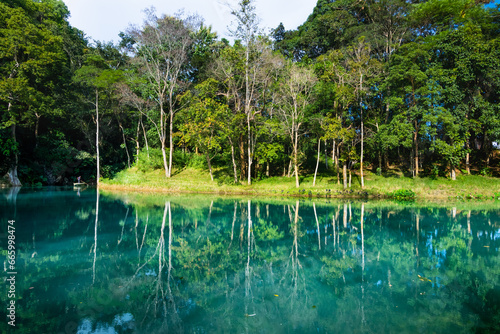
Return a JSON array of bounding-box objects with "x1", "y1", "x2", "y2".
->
[{"x1": 128, "y1": 8, "x2": 200, "y2": 177}]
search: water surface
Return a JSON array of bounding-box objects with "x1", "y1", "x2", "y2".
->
[{"x1": 1, "y1": 188, "x2": 499, "y2": 333}]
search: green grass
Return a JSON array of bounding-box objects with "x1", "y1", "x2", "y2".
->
[{"x1": 101, "y1": 166, "x2": 500, "y2": 201}]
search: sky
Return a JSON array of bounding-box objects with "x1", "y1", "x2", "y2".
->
[{"x1": 63, "y1": 0, "x2": 318, "y2": 44}]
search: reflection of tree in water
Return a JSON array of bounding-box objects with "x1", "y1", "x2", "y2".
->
[
  {"x1": 124, "y1": 201, "x2": 184, "y2": 333},
  {"x1": 2, "y1": 190, "x2": 500, "y2": 333}
]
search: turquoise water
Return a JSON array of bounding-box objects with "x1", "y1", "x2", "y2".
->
[{"x1": 1, "y1": 188, "x2": 499, "y2": 333}]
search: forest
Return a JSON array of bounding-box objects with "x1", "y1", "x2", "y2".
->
[{"x1": 1, "y1": 0, "x2": 500, "y2": 189}]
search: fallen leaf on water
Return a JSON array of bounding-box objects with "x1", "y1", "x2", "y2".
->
[
  {"x1": 418, "y1": 274, "x2": 432, "y2": 282},
  {"x1": 483, "y1": 246, "x2": 490, "y2": 248},
  {"x1": 29, "y1": 287, "x2": 34, "y2": 289},
  {"x1": 245, "y1": 314, "x2": 256, "y2": 317},
  {"x1": 312, "y1": 305, "x2": 317, "y2": 309},
  {"x1": 274, "y1": 294, "x2": 279, "y2": 297}
]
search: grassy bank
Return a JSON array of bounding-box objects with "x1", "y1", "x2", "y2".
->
[{"x1": 100, "y1": 167, "x2": 500, "y2": 200}]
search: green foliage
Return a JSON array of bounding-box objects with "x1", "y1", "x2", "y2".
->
[
  {"x1": 185, "y1": 153, "x2": 207, "y2": 169},
  {"x1": 389, "y1": 189, "x2": 416, "y2": 201},
  {"x1": 254, "y1": 218, "x2": 284, "y2": 241},
  {"x1": 135, "y1": 148, "x2": 208, "y2": 173},
  {"x1": 2, "y1": 0, "x2": 500, "y2": 188},
  {"x1": 135, "y1": 148, "x2": 164, "y2": 172}
]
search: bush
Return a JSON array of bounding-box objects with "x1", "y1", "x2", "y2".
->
[
  {"x1": 390, "y1": 188, "x2": 416, "y2": 201},
  {"x1": 135, "y1": 148, "x2": 209, "y2": 172},
  {"x1": 480, "y1": 167, "x2": 491, "y2": 177},
  {"x1": 185, "y1": 153, "x2": 207, "y2": 169},
  {"x1": 135, "y1": 148, "x2": 165, "y2": 172}
]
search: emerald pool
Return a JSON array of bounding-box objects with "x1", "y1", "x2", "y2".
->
[{"x1": 1, "y1": 188, "x2": 499, "y2": 333}]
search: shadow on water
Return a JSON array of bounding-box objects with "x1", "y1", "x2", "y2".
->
[{"x1": 0, "y1": 188, "x2": 499, "y2": 333}]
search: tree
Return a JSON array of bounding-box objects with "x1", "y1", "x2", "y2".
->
[
  {"x1": 0, "y1": 1, "x2": 66, "y2": 185},
  {"x1": 73, "y1": 52, "x2": 123, "y2": 185},
  {"x1": 128, "y1": 8, "x2": 199, "y2": 178},
  {"x1": 387, "y1": 41, "x2": 440, "y2": 177},
  {"x1": 179, "y1": 79, "x2": 230, "y2": 181},
  {"x1": 346, "y1": 36, "x2": 382, "y2": 188},
  {"x1": 276, "y1": 62, "x2": 316, "y2": 188},
  {"x1": 228, "y1": 0, "x2": 261, "y2": 185}
]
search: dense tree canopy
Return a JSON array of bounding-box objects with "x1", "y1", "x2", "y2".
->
[{"x1": 1, "y1": 0, "x2": 499, "y2": 187}]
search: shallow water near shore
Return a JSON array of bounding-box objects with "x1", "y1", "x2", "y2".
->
[{"x1": 1, "y1": 187, "x2": 499, "y2": 333}]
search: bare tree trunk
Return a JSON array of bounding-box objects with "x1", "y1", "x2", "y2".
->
[
  {"x1": 349, "y1": 169, "x2": 352, "y2": 188},
  {"x1": 336, "y1": 145, "x2": 340, "y2": 185},
  {"x1": 135, "y1": 116, "x2": 141, "y2": 163},
  {"x1": 294, "y1": 131, "x2": 300, "y2": 188},
  {"x1": 414, "y1": 124, "x2": 419, "y2": 177},
  {"x1": 161, "y1": 139, "x2": 169, "y2": 178},
  {"x1": 118, "y1": 120, "x2": 131, "y2": 168},
  {"x1": 247, "y1": 115, "x2": 252, "y2": 185},
  {"x1": 35, "y1": 112, "x2": 41, "y2": 148},
  {"x1": 168, "y1": 111, "x2": 173, "y2": 177},
  {"x1": 451, "y1": 164, "x2": 456, "y2": 181},
  {"x1": 230, "y1": 140, "x2": 238, "y2": 183},
  {"x1": 96, "y1": 90, "x2": 100, "y2": 186},
  {"x1": 7, "y1": 122, "x2": 22, "y2": 187},
  {"x1": 360, "y1": 109, "x2": 364, "y2": 188},
  {"x1": 239, "y1": 136, "x2": 246, "y2": 181},
  {"x1": 465, "y1": 138, "x2": 470, "y2": 175},
  {"x1": 378, "y1": 151, "x2": 382, "y2": 175},
  {"x1": 313, "y1": 138, "x2": 320, "y2": 186},
  {"x1": 141, "y1": 118, "x2": 149, "y2": 159},
  {"x1": 343, "y1": 161, "x2": 347, "y2": 190},
  {"x1": 331, "y1": 140, "x2": 334, "y2": 168}
]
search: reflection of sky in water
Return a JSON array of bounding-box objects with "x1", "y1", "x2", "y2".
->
[{"x1": 77, "y1": 313, "x2": 134, "y2": 334}]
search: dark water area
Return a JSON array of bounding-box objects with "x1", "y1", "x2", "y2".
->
[{"x1": 1, "y1": 187, "x2": 500, "y2": 333}]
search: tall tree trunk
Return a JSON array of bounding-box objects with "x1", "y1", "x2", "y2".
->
[
  {"x1": 168, "y1": 110, "x2": 173, "y2": 177},
  {"x1": 313, "y1": 138, "x2": 320, "y2": 186},
  {"x1": 135, "y1": 116, "x2": 141, "y2": 163},
  {"x1": 465, "y1": 138, "x2": 470, "y2": 175},
  {"x1": 360, "y1": 108, "x2": 364, "y2": 188},
  {"x1": 7, "y1": 122, "x2": 21, "y2": 187},
  {"x1": 414, "y1": 124, "x2": 419, "y2": 177},
  {"x1": 247, "y1": 115, "x2": 252, "y2": 185},
  {"x1": 294, "y1": 131, "x2": 299, "y2": 188},
  {"x1": 96, "y1": 90, "x2": 100, "y2": 186},
  {"x1": 349, "y1": 169, "x2": 352, "y2": 188},
  {"x1": 336, "y1": 144, "x2": 340, "y2": 185},
  {"x1": 450, "y1": 163, "x2": 456, "y2": 181},
  {"x1": 141, "y1": 118, "x2": 149, "y2": 159},
  {"x1": 229, "y1": 139, "x2": 238, "y2": 183},
  {"x1": 378, "y1": 151, "x2": 382, "y2": 175},
  {"x1": 118, "y1": 120, "x2": 131, "y2": 168},
  {"x1": 245, "y1": 42, "x2": 252, "y2": 186},
  {"x1": 331, "y1": 140, "x2": 335, "y2": 168},
  {"x1": 161, "y1": 139, "x2": 169, "y2": 178},
  {"x1": 343, "y1": 161, "x2": 347, "y2": 190},
  {"x1": 239, "y1": 135, "x2": 246, "y2": 181}
]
